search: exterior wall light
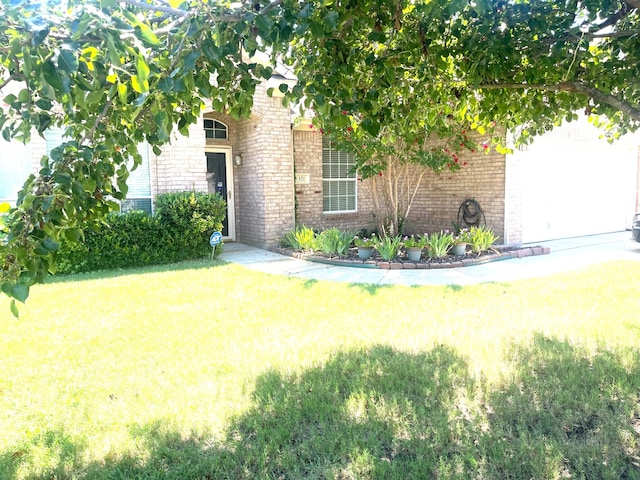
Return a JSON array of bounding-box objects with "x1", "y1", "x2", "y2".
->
[{"x1": 234, "y1": 154, "x2": 243, "y2": 166}]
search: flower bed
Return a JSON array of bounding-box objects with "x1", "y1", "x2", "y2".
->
[
  {"x1": 274, "y1": 245, "x2": 550, "y2": 269},
  {"x1": 277, "y1": 226, "x2": 550, "y2": 269}
]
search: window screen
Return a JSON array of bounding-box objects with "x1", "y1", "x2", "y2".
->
[{"x1": 322, "y1": 136, "x2": 357, "y2": 213}]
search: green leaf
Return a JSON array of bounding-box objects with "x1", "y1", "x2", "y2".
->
[
  {"x1": 65, "y1": 228, "x2": 83, "y2": 242},
  {"x1": 254, "y1": 13, "x2": 271, "y2": 34},
  {"x1": 117, "y1": 83, "x2": 128, "y2": 103},
  {"x1": 157, "y1": 77, "x2": 174, "y2": 93},
  {"x1": 122, "y1": 10, "x2": 161, "y2": 47},
  {"x1": 54, "y1": 172, "x2": 72, "y2": 185},
  {"x1": 137, "y1": 24, "x2": 160, "y2": 47},
  {"x1": 57, "y1": 49, "x2": 79, "y2": 74},
  {"x1": 153, "y1": 111, "x2": 169, "y2": 142},
  {"x1": 43, "y1": 237, "x2": 60, "y2": 252},
  {"x1": 105, "y1": 34, "x2": 122, "y2": 67},
  {"x1": 10, "y1": 283, "x2": 29, "y2": 303},
  {"x1": 324, "y1": 11, "x2": 339, "y2": 32},
  {"x1": 42, "y1": 60, "x2": 64, "y2": 91},
  {"x1": 83, "y1": 177, "x2": 97, "y2": 193},
  {"x1": 136, "y1": 56, "x2": 150, "y2": 84},
  {"x1": 361, "y1": 117, "x2": 380, "y2": 136},
  {"x1": 10, "y1": 299, "x2": 19, "y2": 319},
  {"x1": 18, "y1": 89, "x2": 30, "y2": 103},
  {"x1": 131, "y1": 75, "x2": 148, "y2": 94},
  {"x1": 3, "y1": 94, "x2": 17, "y2": 105}
]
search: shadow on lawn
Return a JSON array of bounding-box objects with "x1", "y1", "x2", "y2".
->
[{"x1": 3, "y1": 338, "x2": 640, "y2": 479}]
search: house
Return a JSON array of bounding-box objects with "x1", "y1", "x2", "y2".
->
[{"x1": 1, "y1": 83, "x2": 639, "y2": 248}]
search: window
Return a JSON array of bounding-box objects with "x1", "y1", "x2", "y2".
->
[
  {"x1": 45, "y1": 128, "x2": 153, "y2": 214},
  {"x1": 204, "y1": 119, "x2": 228, "y2": 140},
  {"x1": 322, "y1": 136, "x2": 357, "y2": 213},
  {"x1": 0, "y1": 139, "x2": 32, "y2": 204},
  {"x1": 120, "y1": 144, "x2": 152, "y2": 214}
]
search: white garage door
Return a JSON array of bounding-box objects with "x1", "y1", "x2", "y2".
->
[{"x1": 512, "y1": 120, "x2": 639, "y2": 243}]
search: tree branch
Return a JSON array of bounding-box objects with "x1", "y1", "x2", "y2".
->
[
  {"x1": 591, "y1": 1, "x2": 632, "y2": 31},
  {"x1": 117, "y1": 0, "x2": 189, "y2": 17},
  {"x1": 119, "y1": 0, "x2": 284, "y2": 25},
  {"x1": 0, "y1": 73, "x2": 24, "y2": 90},
  {"x1": 83, "y1": 94, "x2": 116, "y2": 145},
  {"x1": 585, "y1": 29, "x2": 640, "y2": 39},
  {"x1": 478, "y1": 82, "x2": 640, "y2": 122},
  {"x1": 260, "y1": 0, "x2": 284, "y2": 16}
]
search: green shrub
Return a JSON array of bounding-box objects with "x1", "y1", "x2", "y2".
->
[
  {"x1": 155, "y1": 191, "x2": 226, "y2": 259},
  {"x1": 281, "y1": 225, "x2": 317, "y2": 251},
  {"x1": 316, "y1": 228, "x2": 354, "y2": 256},
  {"x1": 56, "y1": 192, "x2": 226, "y2": 274}
]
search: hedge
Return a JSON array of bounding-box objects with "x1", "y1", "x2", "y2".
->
[{"x1": 56, "y1": 191, "x2": 226, "y2": 274}]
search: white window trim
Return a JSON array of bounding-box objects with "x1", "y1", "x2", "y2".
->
[{"x1": 322, "y1": 137, "x2": 357, "y2": 214}]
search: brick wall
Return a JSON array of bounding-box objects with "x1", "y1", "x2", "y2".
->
[
  {"x1": 155, "y1": 121, "x2": 207, "y2": 194},
  {"x1": 402, "y1": 150, "x2": 506, "y2": 239},
  {"x1": 293, "y1": 128, "x2": 377, "y2": 233},
  {"x1": 150, "y1": 86, "x2": 295, "y2": 248},
  {"x1": 293, "y1": 130, "x2": 507, "y2": 241},
  {"x1": 232, "y1": 84, "x2": 295, "y2": 248}
]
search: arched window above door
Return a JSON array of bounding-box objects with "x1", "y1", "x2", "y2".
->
[{"x1": 204, "y1": 119, "x2": 228, "y2": 140}]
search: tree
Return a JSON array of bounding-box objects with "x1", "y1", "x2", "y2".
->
[
  {"x1": 0, "y1": 0, "x2": 293, "y2": 310},
  {"x1": 1, "y1": 0, "x2": 640, "y2": 307},
  {"x1": 280, "y1": 0, "x2": 640, "y2": 235}
]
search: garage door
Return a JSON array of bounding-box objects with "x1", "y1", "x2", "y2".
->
[{"x1": 512, "y1": 121, "x2": 639, "y2": 243}]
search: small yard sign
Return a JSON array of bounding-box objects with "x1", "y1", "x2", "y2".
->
[
  {"x1": 210, "y1": 231, "x2": 223, "y2": 259},
  {"x1": 209, "y1": 231, "x2": 223, "y2": 247}
]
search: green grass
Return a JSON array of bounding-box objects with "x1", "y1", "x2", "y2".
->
[{"x1": 1, "y1": 259, "x2": 640, "y2": 479}]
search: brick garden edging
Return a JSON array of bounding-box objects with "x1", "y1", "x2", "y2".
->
[{"x1": 273, "y1": 246, "x2": 551, "y2": 270}]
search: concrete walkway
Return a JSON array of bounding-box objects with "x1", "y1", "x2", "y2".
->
[{"x1": 218, "y1": 231, "x2": 640, "y2": 286}]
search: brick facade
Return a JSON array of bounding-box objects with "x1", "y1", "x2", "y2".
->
[
  {"x1": 152, "y1": 84, "x2": 295, "y2": 248},
  {"x1": 293, "y1": 128, "x2": 377, "y2": 233},
  {"x1": 5, "y1": 80, "x2": 640, "y2": 249},
  {"x1": 402, "y1": 150, "x2": 506, "y2": 238},
  {"x1": 293, "y1": 129, "x2": 507, "y2": 241},
  {"x1": 231, "y1": 84, "x2": 295, "y2": 247}
]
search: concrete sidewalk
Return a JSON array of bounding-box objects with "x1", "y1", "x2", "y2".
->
[{"x1": 218, "y1": 231, "x2": 640, "y2": 286}]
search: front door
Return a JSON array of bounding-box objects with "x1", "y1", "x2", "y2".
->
[{"x1": 206, "y1": 151, "x2": 234, "y2": 239}]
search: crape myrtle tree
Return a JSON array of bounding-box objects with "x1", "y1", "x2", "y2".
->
[
  {"x1": 282, "y1": 0, "x2": 640, "y2": 235},
  {"x1": 1, "y1": 0, "x2": 640, "y2": 308}
]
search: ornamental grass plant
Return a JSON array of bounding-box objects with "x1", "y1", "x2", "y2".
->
[
  {"x1": 281, "y1": 225, "x2": 317, "y2": 251},
  {"x1": 373, "y1": 234, "x2": 403, "y2": 260},
  {"x1": 468, "y1": 225, "x2": 500, "y2": 253},
  {"x1": 425, "y1": 230, "x2": 454, "y2": 258},
  {"x1": 316, "y1": 228, "x2": 354, "y2": 256}
]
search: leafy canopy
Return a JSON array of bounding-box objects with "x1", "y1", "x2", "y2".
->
[{"x1": 1, "y1": 0, "x2": 639, "y2": 306}]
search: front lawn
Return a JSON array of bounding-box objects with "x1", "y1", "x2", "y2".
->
[{"x1": 1, "y1": 260, "x2": 639, "y2": 479}]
